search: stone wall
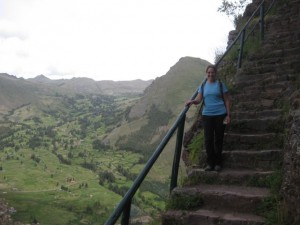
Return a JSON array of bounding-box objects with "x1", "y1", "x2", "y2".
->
[{"x1": 282, "y1": 88, "x2": 300, "y2": 225}]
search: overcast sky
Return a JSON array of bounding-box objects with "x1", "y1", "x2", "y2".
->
[{"x1": 0, "y1": 0, "x2": 234, "y2": 81}]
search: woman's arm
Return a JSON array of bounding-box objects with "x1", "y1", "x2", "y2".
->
[
  {"x1": 223, "y1": 92, "x2": 231, "y2": 124},
  {"x1": 185, "y1": 93, "x2": 203, "y2": 107}
]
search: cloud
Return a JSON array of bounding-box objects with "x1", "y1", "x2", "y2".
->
[
  {"x1": 0, "y1": 20, "x2": 27, "y2": 40},
  {"x1": 0, "y1": 0, "x2": 234, "y2": 81}
]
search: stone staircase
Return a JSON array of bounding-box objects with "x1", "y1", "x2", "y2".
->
[{"x1": 161, "y1": 0, "x2": 300, "y2": 224}]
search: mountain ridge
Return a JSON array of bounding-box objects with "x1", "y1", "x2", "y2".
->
[
  {"x1": 0, "y1": 73, "x2": 153, "y2": 115},
  {"x1": 0, "y1": 56, "x2": 209, "y2": 117}
]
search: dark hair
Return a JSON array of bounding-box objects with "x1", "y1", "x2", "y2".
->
[{"x1": 206, "y1": 65, "x2": 217, "y2": 73}]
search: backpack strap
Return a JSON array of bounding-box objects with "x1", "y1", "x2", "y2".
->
[
  {"x1": 201, "y1": 78, "x2": 207, "y2": 106},
  {"x1": 218, "y1": 79, "x2": 225, "y2": 102}
]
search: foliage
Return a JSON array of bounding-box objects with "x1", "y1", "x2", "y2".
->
[
  {"x1": 4, "y1": 191, "x2": 113, "y2": 225},
  {"x1": 258, "y1": 196, "x2": 287, "y2": 225},
  {"x1": 140, "y1": 180, "x2": 169, "y2": 199},
  {"x1": 218, "y1": 0, "x2": 252, "y2": 25},
  {"x1": 257, "y1": 170, "x2": 287, "y2": 225},
  {"x1": 186, "y1": 131, "x2": 204, "y2": 165},
  {"x1": 92, "y1": 138, "x2": 108, "y2": 151},
  {"x1": 217, "y1": 19, "x2": 263, "y2": 88},
  {"x1": 0, "y1": 124, "x2": 15, "y2": 139},
  {"x1": 165, "y1": 193, "x2": 203, "y2": 210},
  {"x1": 116, "y1": 104, "x2": 172, "y2": 160}
]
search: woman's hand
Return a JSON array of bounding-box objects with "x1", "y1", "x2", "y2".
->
[
  {"x1": 224, "y1": 115, "x2": 231, "y2": 124},
  {"x1": 185, "y1": 93, "x2": 202, "y2": 107},
  {"x1": 185, "y1": 100, "x2": 194, "y2": 107}
]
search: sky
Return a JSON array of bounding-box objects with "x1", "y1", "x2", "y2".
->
[{"x1": 0, "y1": 0, "x2": 234, "y2": 81}]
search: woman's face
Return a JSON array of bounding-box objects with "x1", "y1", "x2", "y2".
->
[{"x1": 206, "y1": 67, "x2": 216, "y2": 82}]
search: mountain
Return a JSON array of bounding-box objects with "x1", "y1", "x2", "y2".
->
[
  {"x1": 0, "y1": 73, "x2": 152, "y2": 117},
  {"x1": 0, "y1": 56, "x2": 206, "y2": 118},
  {"x1": 28, "y1": 76, "x2": 153, "y2": 95},
  {"x1": 0, "y1": 57, "x2": 210, "y2": 144},
  {"x1": 103, "y1": 56, "x2": 210, "y2": 160},
  {"x1": 128, "y1": 57, "x2": 210, "y2": 119},
  {"x1": 96, "y1": 79, "x2": 154, "y2": 95},
  {"x1": 0, "y1": 73, "x2": 41, "y2": 115}
]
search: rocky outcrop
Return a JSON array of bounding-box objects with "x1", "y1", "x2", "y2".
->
[
  {"x1": 283, "y1": 109, "x2": 300, "y2": 224},
  {"x1": 0, "y1": 199, "x2": 23, "y2": 225}
]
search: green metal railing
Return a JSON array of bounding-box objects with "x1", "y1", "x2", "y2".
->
[{"x1": 104, "y1": 1, "x2": 275, "y2": 224}]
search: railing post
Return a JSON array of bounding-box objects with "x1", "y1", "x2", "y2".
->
[
  {"x1": 121, "y1": 198, "x2": 132, "y2": 225},
  {"x1": 104, "y1": 106, "x2": 190, "y2": 225},
  {"x1": 170, "y1": 115, "x2": 186, "y2": 192},
  {"x1": 260, "y1": 1, "x2": 265, "y2": 41},
  {"x1": 237, "y1": 29, "x2": 245, "y2": 69}
]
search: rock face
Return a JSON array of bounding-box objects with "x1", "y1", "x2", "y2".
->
[
  {"x1": 163, "y1": 0, "x2": 300, "y2": 224},
  {"x1": 265, "y1": 0, "x2": 300, "y2": 224},
  {"x1": 283, "y1": 97, "x2": 300, "y2": 224}
]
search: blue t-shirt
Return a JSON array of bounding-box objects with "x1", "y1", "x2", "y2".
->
[{"x1": 198, "y1": 81, "x2": 228, "y2": 116}]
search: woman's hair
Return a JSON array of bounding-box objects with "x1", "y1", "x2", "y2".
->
[{"x1": 206, "y1": 64, "x2": 217, "y2": 73}]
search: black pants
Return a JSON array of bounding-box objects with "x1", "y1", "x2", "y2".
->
[{"x1": 202, "y1": 114, "x2": 226, "y2": 167}]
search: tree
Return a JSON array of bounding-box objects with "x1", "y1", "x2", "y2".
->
[
  {"x1": 99, "y1": 171, "x2": 115, "y2": 184},
  {"x1": 92, "y1": 139, "x2": 106, "y2": 150},
  {"x1": 218, "y1": 0, "x2": 251, "y2": 26}
]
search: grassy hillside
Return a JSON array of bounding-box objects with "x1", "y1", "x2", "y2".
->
[{"x1": 129, "y1": 57, "x2": 209, "y2": 119}]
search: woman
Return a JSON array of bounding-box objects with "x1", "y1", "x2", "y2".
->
[{"x1": 186, "y1": 65, "x2": 231, "y2": 172}]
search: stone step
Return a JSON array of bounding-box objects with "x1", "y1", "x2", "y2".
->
[
  {"x1": 229, "y1": 117, "x2": 284, "y2": 134},
  {"x1": 272, "y1": 59, "x2": 300, "y2": 74},
  {"x1": 231, "y1": 109, "x2": 282, "y2": 120},
  {"x1": 238, "y1": 64, "x2": 277, "y2": 76},
  {"x1": 247, "y1": 48, "x2": 284, "y2": 61},
  {"x1": 169, "y1": 184, "x2": 270, "y2": 214},
  {"x1": 185, "y1": 168, "x2": 274, "y2": 188},
  {"x1": 257, "y1": 41, "x2": 300, "y2": 57},
  {"x1": 223, "y1": 133, "x2": 284, "y2": 150},
  {"x1": 234, "y1": 75, "x2": 291, "y2": 91},
  {"x1": 231, "y1": 99, "x2": 276, "y2": 111},
  {"x1": 222, "y1": 149, "x2": 282, "y2": 170},
  {"x1": 237, "y1": 64, "x2": 298, "y2": 79},
  {"x1": 237, "y1": 47, "x2": 300, "y2": 71},
  {"x1": 235, "y1": 71, "x2": 274, "y2": 83},
  {"x1": 282, "y1": 46, "x2": 300, "y2": 58},
  {"x1": 234, "y1": 80, "x2": 289, "y2": 93},
  {"x1": 162, "y1": 209, "x2": 265, "y2": 225},
  {"x1": 266, "y1": 9, "x2": 300, "y2": 22},
  {"x1": 233, "y1": 90, "x2": 282, "y2": 102},
  {"x1": 264, "y1": 33, "x2": 300, "y2": 46}
]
